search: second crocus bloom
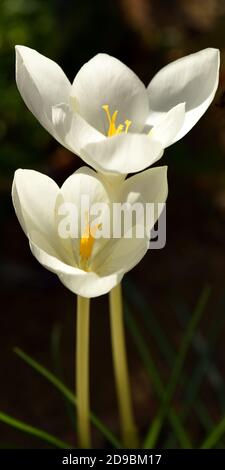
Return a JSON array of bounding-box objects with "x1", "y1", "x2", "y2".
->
[{"x1": 12, "y1": 166, "x2": 168, "y2": 298}]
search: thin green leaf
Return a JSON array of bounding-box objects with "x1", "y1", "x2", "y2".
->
[
  {"x1": 14, "y1": 348, "x2": 120, "y2": 449},
  {"x1": 124, "y1": 279, "x2": 174, "y2": 364},
  {"x1": 165, "y1": 296, "x2": 225, "y2": 448},
  {"x1": 125, "y1": 278, "x2": 212, "y2": 433},
  {"x1": 165, "y1": 401, "x2": 214, "y2": 449},
  {"x1": 124, "y1": 305, "x2": 192, "y2": 449},
  {"x1": 50, "y1": 323, "x2": 76, "y2": 428},
  {"x1": 0, "y1": 442, "x2": 20, "y2": 449},
  {"x1": 174, "y1": 295, "x2": 225, "y2": 415},
  {"x1": 201, "y1": 415, "x2": 225, "y2": 449},
  {"x1": 143, "y1": 285, "x2": 211, "y2": 449},
  {"x1": 0, "y1": 412, "x2": 71, "y2": 449}
]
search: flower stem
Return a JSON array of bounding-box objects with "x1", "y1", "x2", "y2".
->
[
  {"x1": 76, "y1": 295, "x2": 91, "y2": 448},
  {"x1": 109, "y1": 283, "x2": 139, "y2": 448}
]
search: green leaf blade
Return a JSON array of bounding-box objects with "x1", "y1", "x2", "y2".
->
[
  {"x1": 14, "y1": 347, "x2": 120, "y2": 449},
  {"x1": 0, "y1": 411, "x2": 71, "y2": 449}
]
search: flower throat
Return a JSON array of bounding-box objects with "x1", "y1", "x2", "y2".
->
[{"x1": 79, "y1": 213, "x2": 101, "y2": 271}]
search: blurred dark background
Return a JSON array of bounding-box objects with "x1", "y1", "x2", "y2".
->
[{"x1": 1, "y1": 0, "x2": 225, "y2": 448}]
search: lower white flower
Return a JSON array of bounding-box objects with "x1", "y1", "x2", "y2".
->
[{"x1": 12, "y1": 166, "x2": 168, "y2": 298}]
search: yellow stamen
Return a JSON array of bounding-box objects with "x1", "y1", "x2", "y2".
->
[
  {"x1": 102, "y1": 104, "x2": 132, "y2": 137},
  {"x1": 79, "y1": 213, "x2": 101, "y2": 270},
  {"x1": 125, "y1": 119, "x2": 131, "y2": 133}
]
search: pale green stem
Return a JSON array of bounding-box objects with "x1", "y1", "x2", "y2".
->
[
  {"x1": 109, "y1": 283, "x2": 139, "y2": 448},
  {"x1": 76, "y1": 295, "x2": 91, "y2": 448}
]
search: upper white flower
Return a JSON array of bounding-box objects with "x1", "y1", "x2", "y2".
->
[
  {"x1": 16, "y1": 46, "x2": 219, "y2": 174},
  {"x1": 12, "y1": 166, "x2": 168, "y2": 298}
]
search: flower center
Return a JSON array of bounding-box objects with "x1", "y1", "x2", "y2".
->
[
  {"x1": 79, "y1": 213, "x2": 101, "y2": 271},
  {"x1": 102, "y1": 104, "x2": 131, "y2": 137}
]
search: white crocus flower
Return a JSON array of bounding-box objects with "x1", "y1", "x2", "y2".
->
[
  {"x1": 12, "y1": 166, "x2": 168, "y2": 298},
  {"x1": 16, "y1": 46, "x2": 220, "y2": 175}
]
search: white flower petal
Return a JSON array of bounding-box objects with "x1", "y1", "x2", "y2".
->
[
  {"x1": 60, "y1": 166, "x2": 110, "y2": 236},
  {"x1": 59, "y1": 167, "x2": 112, "y2": 263},
  {"x1": 71, "y1": 53, "x2": 149, "y2": 134},
  {"x1": 15, "y1": 46, "x2": 71, "y2": 138},
  {"x1": 52, "y1": 104, "x2": 104, "y2": 156},
  {"x1": 12, "y1": 169, "x2": 59, "y2": 237},
  {"x1": 61, "y1": 166, "x2": 110, "y2": 208},
  {"x1": 147, "y1": 48, "x2": 220, "y2": 142},
  {"x1": 12, "y1": 169, "x2": 73, "y2": 264},
  {"x1": 95, "y1": 235, "x2": 149, "y2": 275},
  {"x1": 30, "y1": 239, "x2": 123, "y2": 297},
  {"x1": 29, "y1": 238, "x2": 74, "y2": 273},
  {"x1": 121, "y1": 166, "x2": 168, "y2": 233},
  {"x1": 81, "y1": 133, "x2": 164, "y2": 174},
  {"x1": 147, "y1": 103, "x2": 186, "y2": 147},
  {"x1": 122, "y1": 166, "x2": 168, "y2": 203},
  {"x1": 58, "y1": 270, "x2": 123, "y2": 298}
]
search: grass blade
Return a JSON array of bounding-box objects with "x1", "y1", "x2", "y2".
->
[
  {"x1": 0, "y1": 412, "x2": 71, "y2": 448},
  {"x1": 50, "y1": 323, "x2": 76, "y2": 428},
  {"x1": 126, "y1": 280, "x2": 214, "y2": 435},
  {"x1": 124, "y1": 305, "x2": 192, "y2": 449},
  {"x1": 165, "y1": 295, "x2": 225, "y2": 448},
  {"x1": 201, "y1": 415, "x2": 225, "y2": 449},
  {"x1": 143, "y1": 285, "x2": 211, "y2": 449},
  {"x1": 173, "y1": 295, "x2": 225, "y2": 415},
  {"x1": 124, "y1": 279, "x2": 174, "y2": 364},
  {"x1": 14, "y1": 348, "x2": 120, "y2": 449}
]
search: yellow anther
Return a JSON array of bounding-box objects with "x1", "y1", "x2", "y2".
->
[
  {"x1": 125, "y1": 120, "x2": 131, "y2": 133},
  {"x1": 111, "y1": 110, "x2": 118, "y2": 123},
  {"x1": 116, "y1": 124, "x2": 124, "y2": 134},
  {"x1": 102, "y1": 104, "x2": 132, "y2": 137}
]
